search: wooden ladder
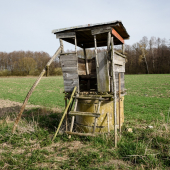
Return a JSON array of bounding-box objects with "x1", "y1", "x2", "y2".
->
[{"x1": 66, "y1": 95, "x2": 103, "y2": 137}]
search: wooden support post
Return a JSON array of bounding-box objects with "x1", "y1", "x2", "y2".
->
[
  {"x1": 52, "y1": 87, "x2": 77, "y2": 141},
  {"x1": 122, "y1": 44, "x2": 125, "y2": 55},
  {"x1": 107, "y1": 113, "x2": 110, "y2": 133},
  {"x1": 94, "y1": 35, "x2": 99, "y2": 68},
  {"x1": 65, "y1": 97, "x2": 68, "y2": 131},
  {"x1": 59, "y1": 39, "x2": 64, "y2": 53},
  {"x1": 119, "y1": 73, "x2": 121, "y2": 133},
  {"x1": 69, "y1": 94, "x2": 79, "y2": 138},
  {"x1": 12, "y1": 46, "x2": 62, "y2": 133},
  {"x1": 111, "y1": 36, "x2": 117, "y2": 147},
  {"x1": 107, "y1": 32, "x2": 111, "y2": 58},
  {"x1": 83, "y1": 48, "x2": 89, "y2": 75},
  {"x1": 75, "y1": 36, "x2": 77, "y2": 56}
]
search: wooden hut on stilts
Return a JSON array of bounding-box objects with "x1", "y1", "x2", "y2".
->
[{"x1": 52, "y1": 21, "x2": 130, "y2": 146}]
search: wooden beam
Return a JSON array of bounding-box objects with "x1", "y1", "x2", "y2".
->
[
  {"x1": 119, "y1": 73, "x2": 121, "y2": 133},
  {"x1": 56, "y1": 32, "x2": 75, "y2": 39},
  {"x1": 94, "y1": 35, "x2": 99, "y2": 68},
  {"x1": 111, "y1": 36, "x2": 117, "y2": 147},
  {"x1": 112, "y1": 28, "x2": 124, "y2": 44},
  {"x1": 91, "y1": 26, "x2": 111, "y2": 35},
  {"x1": 83, "y1": 48, "x2": 89, "y2": 75},
  {"x1": 122, "y1": 44, "x2": 125, "y2": 54}
]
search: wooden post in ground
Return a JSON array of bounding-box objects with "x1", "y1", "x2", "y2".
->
[
  {"x1": 119, "y1": 73, "x2": 121, "y2": 133},
  {"x1": 65, "y1": 97, "x2": 68, "y2": 131},
  {"x1": 111, "y1": 36, "x2": 117, "y2": 147},
  {"x1": 46, "y1": 66, "x2": 49, "y2": 77},
  {"x1": 12, "y1": 45, "x2": 62, "y2": 133}
]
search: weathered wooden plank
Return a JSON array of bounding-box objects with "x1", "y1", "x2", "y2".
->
[
  {"x1": 62, "y1": 67, "x2": 77, "y2": 72},
  {"x1": 83, "y1": 48, "x2": 89, "y2": 75},
  {"x1": 64, "y1": 79, "x2": 79, "y2": 85},
  {"x1": 56, "y1": 32, "x2": 75, "y2": 39},
  {"x1": 78, "y1": 58, "x2": 86, "y2": 75},
  {"x1": 94, "y1": 35, "x2": 99, "y2": 68},
  {"x1": 60, "y1": 54, "x2": 77, "y2": 61},
  {"x1": 114, "y1": 51, "x2": 126, "y2": 58},
  {"x1": 114, "y1": 53, "x2": 126, "y2": 62},
  {"x1": 114, "y1": 65, "x2": 125, "y2": 72},
  {"x1": 60, "y1": 60, "x2": 77, "y2": 67},
  {"x1": 97, "y1": 51, "x2": 110, "y2": 92},
  {"x1": 114, "y1": 60, "x2": 123, "y2": 66},
  {"x1": 63, "y1": 72, "x2": 78, "y2": 80},
  {"x1": 88, "y1": 58, "x2": 96, "y2": 74},
  {"x1": 91, "y1": 26, "x2": 111, "y2": 35},
  {"x1": 60, "y1": 52, "x2": 76, "y2": 55}
]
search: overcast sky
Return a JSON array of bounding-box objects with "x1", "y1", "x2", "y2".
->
[{"x1": 0, "y1": 0, "x2": 170, "y2": 56}]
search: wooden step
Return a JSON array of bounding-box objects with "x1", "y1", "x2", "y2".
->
[
  {"x1": 69, "y1": 111, "x2": 100, "y2": 117},
  {"x1": 73, "y1": 96, "x2": 105, "y2": 100},
  {"x1": 65, "y1": 131, "x2": 95, "y2": 137}
]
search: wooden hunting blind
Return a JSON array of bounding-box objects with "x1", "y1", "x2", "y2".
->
[{"x1": 52, "y1": 21, "x2": 130, "y2": 139}]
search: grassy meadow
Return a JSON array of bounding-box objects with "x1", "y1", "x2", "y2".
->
[{"x1": 0, "y1": 74, "x2": 170, "y2": 169}]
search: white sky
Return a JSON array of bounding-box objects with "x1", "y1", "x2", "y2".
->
[{"x1": 0, "y1": 0, "x2": 170, "y2": 56}]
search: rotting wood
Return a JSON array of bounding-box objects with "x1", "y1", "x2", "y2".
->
[
  {"x1": 52, "y1": 86, "x2": 77, "y2": 141},
  {"x1": 56, "y1": 32, "x2": 75, "y2": 39},
  {"x1": 12, "y1": 45, "x2": 62, "y2": 133},
  {"x1": 111, "y1": 36, "x2": 117, "y2": 147},
  {"x1": 66, "y1": 131, "x2": 95, "y2": 137}
]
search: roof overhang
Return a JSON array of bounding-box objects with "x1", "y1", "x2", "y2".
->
[{"x1": 52, "y1": 20, "x2": 130, "y2": 48}]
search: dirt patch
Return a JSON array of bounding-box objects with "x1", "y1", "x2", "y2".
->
[
  {"x1": 0, "y1": 99, "x2": 41, "y2": 117},
  {"x1": 0, "y1": 99, "x2": 62, "y2": 117}
]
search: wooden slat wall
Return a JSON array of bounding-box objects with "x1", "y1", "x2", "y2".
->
[
  {"x1": 115, "y1": 72, "x2": 124, "y2": 91},
  {"x1": 97, "y1": 51, "x2": 110, "y2": 92},
  {"x1": 114, "y1": 53, "x2": 125, "y2": 72},
  {"x1": 78, "y1": 58, "x2": 86, "y2": 75},
  {"x1": 60, "y1": 54, "x2": 79, "y2": 92}
]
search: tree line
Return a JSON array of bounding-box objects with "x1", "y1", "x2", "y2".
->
[
  {"x1": 0, "y1": 36, "x2": 169, "y2": 76},
  {"x1": 124, "y1": 36, "x2": 170, "y2": 74},
  {"x1": 0, "y1": 51, "x2": 61, "y2": 76}
]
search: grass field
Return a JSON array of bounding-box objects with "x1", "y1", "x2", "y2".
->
[{"x1": 0, "y1": 74, "x2": 170, "y2": 169}]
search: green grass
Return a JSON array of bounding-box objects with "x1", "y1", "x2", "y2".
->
[
  {"x1": 0, "y1": 76, "x2": 65, "y2": 108},
  {"x1": 0, "y1": 74, "x2": 170, "y2": 169}
]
